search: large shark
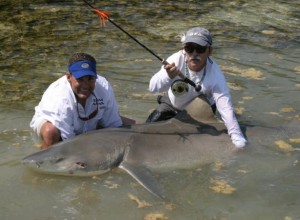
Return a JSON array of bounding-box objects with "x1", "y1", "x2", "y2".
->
[{"x1": 22, "y1": 98, "x2": 299, "y2": 199}]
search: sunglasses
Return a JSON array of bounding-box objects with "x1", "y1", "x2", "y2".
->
[
  {"x1": 76, "y1": 93, "x2": 99, "y2": 121},
  {"x1": 184, "y1": 43, "x2": 207, "y2": 54}
]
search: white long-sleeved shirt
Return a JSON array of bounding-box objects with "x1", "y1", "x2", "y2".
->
[
  {"x1": 30, "y1": 74, "x2": 122, "y2": 140},
  {"x1": 149, "y1": 50, "x2": 243, "y2": 136}
]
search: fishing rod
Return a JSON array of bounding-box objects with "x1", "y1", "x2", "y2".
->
[{"x1": 82, "y1": 0, "x2": 201, "y2": 92}]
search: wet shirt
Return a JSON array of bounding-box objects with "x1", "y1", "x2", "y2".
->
[
  {"x1": 30, "y1": 74, "x2": 122, "y2": 140},
  {"x1": 149, "y1": 50, "x2": 242, "y2": 136}
]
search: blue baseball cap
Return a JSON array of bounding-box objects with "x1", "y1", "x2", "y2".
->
[{"x1": 68, "y1": 60, "x2": 97, "y2": 79}]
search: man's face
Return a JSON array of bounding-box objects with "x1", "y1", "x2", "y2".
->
[
  {"x1": 67, "y1": 73, "x2": 96, "y2": 102},
  {"x1": 184, "y1": 43, "x2": 211, "y2": 72}
]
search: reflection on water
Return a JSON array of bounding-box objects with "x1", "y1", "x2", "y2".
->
[{"x1": 0, "y1": 0, "x2": 300, "y2": 219}]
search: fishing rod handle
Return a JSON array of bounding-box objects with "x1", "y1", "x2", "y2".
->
[{"x1": 162, "y1": 60, "x2": 201, "y2": 92}]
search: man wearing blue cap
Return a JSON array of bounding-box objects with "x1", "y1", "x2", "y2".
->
[
  {"x1": 30, "y1": 52, "x2": 135, "y2": 148},
  {"x1": 147, "y1": 27, "x2": 247, "y2": 148}
]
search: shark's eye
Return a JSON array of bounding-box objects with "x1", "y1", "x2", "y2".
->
[{"x1": 76, "y1": 162, "x2": 86, "y2": 168}]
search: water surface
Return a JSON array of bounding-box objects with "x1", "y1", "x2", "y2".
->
[{"x1": 0, "y1": 0, "x2": 300, "y2": 219}]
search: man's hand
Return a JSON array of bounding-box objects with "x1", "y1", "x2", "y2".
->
[
  {"x1": 231, "y1": 133, "x2": 247, "y2": 148},
  {"x1": 164, "y1": 62, "x2": 181, "y2": 79},
  {"x1": 121, "y1": 116, "x2": 136, "y2": 126}
]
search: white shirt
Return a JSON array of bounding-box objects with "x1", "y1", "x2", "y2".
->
[
  {"x1": 149, "y1": 50, "x2": 243, "y2": 136},
  {"x1": 30, "y1": 74, "x2": 122, "y2": 140}
]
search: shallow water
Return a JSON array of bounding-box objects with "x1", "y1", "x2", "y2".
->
[{"x1": 0, "y1": 0, "x2": 300, "y2": 219}]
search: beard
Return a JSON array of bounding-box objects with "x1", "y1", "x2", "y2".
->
[{"x1": 185, "y1": 55, "x2": 206, "y2": 72}]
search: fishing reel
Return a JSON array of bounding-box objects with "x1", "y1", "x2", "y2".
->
[{"x1": 170, "y1": 79, "x2": 189, "y2": 97}]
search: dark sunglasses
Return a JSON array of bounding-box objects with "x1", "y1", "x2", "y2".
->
[
  {"x1": 184, "y1": 43, "x2": 207, "y2": 54},
  {"x1": 76, "y1": 93, "x2": 99, "y2": 121}
]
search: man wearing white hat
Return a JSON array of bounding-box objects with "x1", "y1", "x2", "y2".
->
[{"x1": 147, "y1": 27, "x2": 247, "y2": 148}]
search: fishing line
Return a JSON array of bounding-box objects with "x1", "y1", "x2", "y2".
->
[{"x1": 82, "y1": 0, "x2": 201, "y2": 92}]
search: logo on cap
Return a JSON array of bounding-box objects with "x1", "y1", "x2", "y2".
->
[
  {"x1": 81, "y1": 63, "x2": 90, "y2": 69},
  {"x1": 188, "y1": 33, "x2": 203, "y2": 37}
]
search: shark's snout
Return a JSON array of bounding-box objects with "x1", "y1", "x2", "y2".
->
[
  {"x1": 22, "y1": 151, "x2": 93, "y2": 176},
  {"x1": 22, "y1": 158, "x2": 40, "y2": 168}
]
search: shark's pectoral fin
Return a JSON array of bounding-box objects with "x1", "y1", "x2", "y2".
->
[{"x1": 119, "y1": 161, "x2": 165, "y2": 200}]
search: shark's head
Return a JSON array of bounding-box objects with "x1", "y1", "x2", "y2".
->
[{"x1": 22, "y1": 146, "x2": 112, "y2": 176}]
